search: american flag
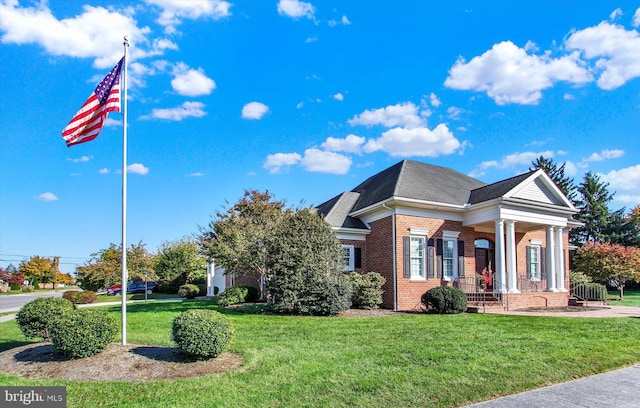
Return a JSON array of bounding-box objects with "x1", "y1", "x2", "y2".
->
[{"x1": 62, "y1": 57, "x2": 124, "y2": 147}]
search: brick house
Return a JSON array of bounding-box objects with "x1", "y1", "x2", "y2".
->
[{"x1": 315, "y1": 159, "x2": 580, "y2": 311}]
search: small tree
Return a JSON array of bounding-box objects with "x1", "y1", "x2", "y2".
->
[
  {"x1": 266, "y1": 208, "x2": 351, "y2": 315},
  {"x1": 19, "y1": 255, "x2": 55, "y2": 285},
  {"x1": 573, "y1": 241, "x2": 640, "y2": 300},
  {"x1": 155, "y1": 238, "x2": 207, "y2": 292},
  {"x1": 198, "y1": 190, "x2": 291, "y2": 294}
]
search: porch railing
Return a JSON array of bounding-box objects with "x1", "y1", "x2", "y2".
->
[
  {"x1": 455, "y1": 276, "x2": 506, "y2": 311},
  {"x1": 570, "y1": 282, "x2": 607, "y2": 305},
  {"x1": 517, "y1": 277, "x2": 548, "y2": 293}
]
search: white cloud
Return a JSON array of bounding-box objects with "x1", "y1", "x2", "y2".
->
[
  {"x1": 609, "y1": 8, "x2": 623, "y2": 21},
  {"x1": 144, "y1": 0, "x2": 231, "y2": 34},
  {"x1": 104, "y1": 117, "x2": 122, "y2": 127},
  {"x1": 444, "y1": 41, "x2": 592, "y2": 105},
  {"x1": 263, "y1": 152, "x2": 302, "y2": 173},
  {"x1": 333, "y1": 92, "x2": 344, "y2": 101},
  {"x1": 171, "y1": 63, "x2": 216, "y2": 96},
  {"x1": 634, "y1": 8, "x2": 640, "y2": 27},
  {"x1": 37, "y1": 192, "x2": 58, "y2": 201},
  {"x1": 277, "y1": 0, "x2": 315, "y2": 19},
  {"x1": 242, "y1": 102, "x2": 269, "y2": 120},
  {"x1": 68, "y1": 156, "x2": 91, "y2": 163},
  {"x1": 564, "y1": 160, "x2": 578, "y2": 177},
  {"x1": 0, "y1": 2, "x2": 151, "y2": 69},
  {"x1": 99, "y1": 168, "x2": 110, "y2": 174},
  {"x1": 598, "y1": 164, "x2": 640, "y2": 194},
  {"x1": 363, "y1": 124, "x2": 463, "y2": 158},
  {"x1": 329, "y1": 15, "x2": 351, "y2": 27},
  {"x1": 321, "y1": 134, "x2": 365, "y2": 153},
  {"x1": 348, "y1": 102, "x2": 423, "y2": 128},
  {"x1": 305, "y1": 36, "x2": 317, "y2": 43},
  {"x1": 185, "y1": 172, "x2": 203, "y2": 177},
  {"x1": 563, "y1": 93, "x2": 575, "y2": 100},
  {"x1": 565, "y1": 22, "x2": 640, "y2": 90},
  {"x1": 447, "y1": 106, "x2": 463, "y2": 120},
  {"x1": 429, "y1": 92, "x2": 441, "y2": 107},
  {"x1": 141, "y1": 101, "x2": 206, "y2": 121},
  {"x1": 127, "y1": 163, "x2": 149, "y2": 175},
  {"x1": 472, "y1": 150, "x2": 555, "y2": 177},
  {"x1": 583, "y1": 149, "x2": 625, "y2": 162},
  {"x1": 300, "y1": 148, "x2": 351, "y2": 174}
]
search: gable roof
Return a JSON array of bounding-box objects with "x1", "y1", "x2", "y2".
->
[
  {"x1": 316, "y1": 192, "x2": 369, "y2": 230},
  {"x1": 469, "y1": 171, "x2": 534, "y2": 204},
  {"x1": 350, "y1": 159, "x2": 487, "y2": 211}
]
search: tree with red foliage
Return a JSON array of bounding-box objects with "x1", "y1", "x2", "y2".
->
[{"x1": 574, "y1": 241, "x2": 640, "y2": 300}]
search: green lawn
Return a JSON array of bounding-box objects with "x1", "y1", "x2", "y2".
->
[
  {"x1": 1, "y1": 301, "x2": 639, "y2": 408},
  {"x1": 608, "y1": 288, "x2": 640, "y2": 307},
  {"x1": 94, "y1": 292, "x2": 179, "y2": 303}
]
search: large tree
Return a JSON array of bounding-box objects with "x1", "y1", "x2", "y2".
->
[
  {"x1": 529, "y1": 156, "x2": 576, "y2": 203},
  {"x1": 265, "y1": 208, "x2": 352, "y2": 315},
  {"x1": 198, "y1": 190, "x2": 290, "y2": 281},
  {"x1": 602, "y1": 207, "x2": 640, "y2": 247},
  {"x1": 155, "y1": 238, "x2": 207, "y2": 290},
  {"x1": 573, "y1": 241, "x2": 640, "y2": 300},
  {"x1": 571, "y1": 172, "x2": 615, "y2": 246},
  {"x1": 75, "y1": 242, "x2": 155, "y2": 291}
]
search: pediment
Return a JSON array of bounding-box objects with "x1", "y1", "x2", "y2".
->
[{"x1": 505, "y1": 170, "x2": 574, "y2": 208}]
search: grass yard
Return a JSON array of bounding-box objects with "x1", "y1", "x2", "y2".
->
[
  {"x1": 1, "y1": 301, "x2": 639, "y2": 408},
  {"x1": 94, "y1": 292, "x2": 179, "y2": 303},
  {"x1": 608, "y1": 288, "x2": 640, "y2": 307}
]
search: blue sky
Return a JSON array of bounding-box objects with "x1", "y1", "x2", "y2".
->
[{"x1": 1, "y1": 0, "x2": 639, "y2": 273}]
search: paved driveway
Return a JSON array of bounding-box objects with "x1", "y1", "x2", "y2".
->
[{"x1": 0, "y1": 291, "x2": 65, "y2": 313}]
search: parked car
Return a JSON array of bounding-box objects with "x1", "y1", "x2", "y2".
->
[{"x1": 107, "y1": 279, "x2": 158, "y2": 295}]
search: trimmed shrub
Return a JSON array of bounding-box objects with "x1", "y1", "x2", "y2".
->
[
  {"x1": 16, "y1": 297, "x2": 76, "y2": 341},
  {"x1": 238, "y1": 284, "x2": 259, "y2": 302},
  {"x1": 21, "y1": 286, "x2": 34, "y2": 293},
  {"x1": 217, "y1": 286, "x2": 249, "y2": 307},
  {"x1": 49, "y1": 309, "x2": 118, "y2": 358},
  {"x1": 197, "y1": 283, "x2": 207, "y2": 296},
  {"x1": 9, "y1": 283, "x2": 22, "y2": 291},
  {"x1": 178, "y1": 284, "x2": 200, "y2": 299},
  {"x1": 349, "y1": 272, "x2": 386, "y2": 309},
  {"x1": 62, "y1": 290, "x2": 97, "y2": 304},
  {"x1": 172, "y1": 309, "x2": 234, "y2": 359},
  {"x1": 421, "y1": 286, "x2": 467, "y2": 314}
]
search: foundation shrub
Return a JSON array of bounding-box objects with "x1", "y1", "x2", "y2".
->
[
  {"x1": 217, "y1": 286, "x2": 249, "y2": 307},
  {"x1": 349, "y1": 272, "x2": 386, "y2": 309},
  {"x1": 421, "y1": 286, "x2": 467, "y2": 314}
]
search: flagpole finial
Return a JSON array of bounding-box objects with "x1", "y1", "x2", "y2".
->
[{"x1": 123, "y1": 36, "x2": 129, "y2": 47}]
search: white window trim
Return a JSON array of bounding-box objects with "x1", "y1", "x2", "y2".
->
[
  {"x1": 409, "y1": 235, "x2": 427, "y2": 281},
  {"x1": 441, "y1": 237, "x2": 458, "y2": 281},
  {"x1": 528, "y1": 245, "x2": 541, "y2": 281},
  {"x1": 342, "y1": 244, "x2": 355, "y2": 271}
]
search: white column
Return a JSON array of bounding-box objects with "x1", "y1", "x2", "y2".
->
[
  {"x1": 495, "y1": 219, "x2": 506, "y2": 294},
  {"x1": 545, "y1": 227, "x2": 558, "y2": 292},
  {"x1": 206, "y1": 259, "x2": 215, "y2": 296},
  {"x1": 555, "y1": 227, "x2": 567, "y2": 292},
  {"x1": 505, "y1": 220, "x2": 520, "y2": 293}
]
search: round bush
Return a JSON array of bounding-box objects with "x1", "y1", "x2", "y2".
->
[
  {"x1": 16, "y1": 297, "x2": 76, "y2": 341},
  {"x1": 178, "y1": 284, "x2": 200, "y2": 299},
  {"x1": 49, "y1": 309, "x2": 118, "y2": 359},
  {"x1": 421, "y1": 286, "x2": 467, "y2": 314},
  {"x1": 172, "y1": 309, "x2": 234, "y2": 359},
  {"x1": 62, "y1": 290, "x2": 97, "y2": 304},
  {"x1": 217, "y1": 285, "x2": 249, "y2": 307}
]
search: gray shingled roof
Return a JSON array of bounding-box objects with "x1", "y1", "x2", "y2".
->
[
  {"x1": 468, "y1": 171, "x2": 535, "y2": 204},
  {"x1": 350, "y1": 159, "x2": 487, "y2": 211},
  {"x1": 316, "y1": 192, "x2": 369, "y2": 230}
]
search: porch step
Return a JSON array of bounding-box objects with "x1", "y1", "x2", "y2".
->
[
  {"x1": 466, "y1": 302, "x2": 505, "y2": 313},
  {"x1": 568, "y1": 297, "x2": 585, "y2": 307}
]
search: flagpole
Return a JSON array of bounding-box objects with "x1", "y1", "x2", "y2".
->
[{"x1": 121, "y1": 36, "x2": 129, "y2": 346}]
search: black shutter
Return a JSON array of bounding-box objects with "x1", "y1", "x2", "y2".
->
[
  {"x1": 403, "y1": 237, "x2": 411, "y2": 278},
  {"x1": 436, "y1": 239, "x2": 443, "y2": 279},
  {"x1": 457, "y1": 240, "x2": 465, "y2": 278},
  {"x1": 354, "y1": 247, "x2": 362, "y2": 269},
  {"x1": 427, "y1": 238, "x2": 435, "y2": 278}
]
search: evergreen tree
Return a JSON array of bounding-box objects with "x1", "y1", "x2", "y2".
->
[
  {"x1": 529, "y1": 156, "x2": 576, "y2": 203},
  {"x1": 603, "y1": 207, "x2": 640, "y2": 247},
  {"x1": 571, "y1": 172, "x2": 614, "y2": 246}
]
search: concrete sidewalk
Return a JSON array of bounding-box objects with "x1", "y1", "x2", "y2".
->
[{"x1": 465, "y1": 364, "x2": 640, "y2": 407}]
